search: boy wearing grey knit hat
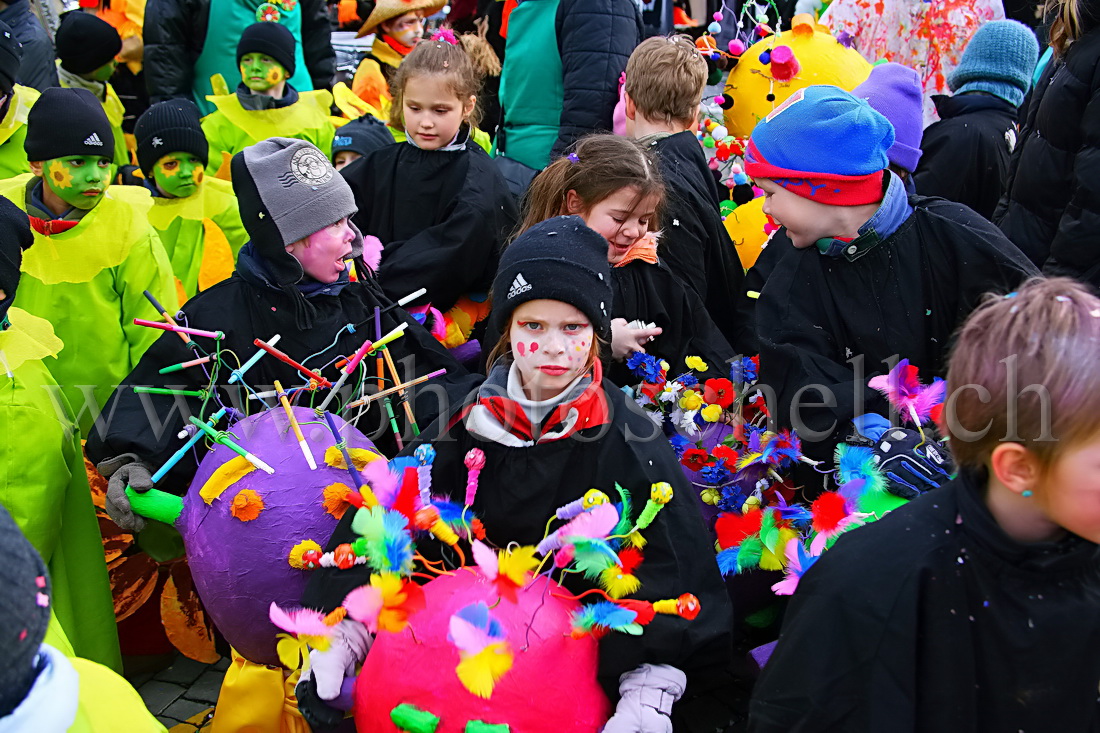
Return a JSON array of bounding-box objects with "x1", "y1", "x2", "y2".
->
[
  {"x1": 87, "y1": 137, "x2": 479, "y2": 523},
  {"x1": 913, "y1": 20, "x2": 1040, "y2": 220}
]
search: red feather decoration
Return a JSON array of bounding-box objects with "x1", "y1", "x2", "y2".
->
[
  {"x1": 715, "y1": 508, "x2": 763, "y2": 549},
  {"x1": 810, "y1": 492, "x2": 848, "y2": 534}
]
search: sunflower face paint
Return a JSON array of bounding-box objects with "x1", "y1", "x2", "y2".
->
[
  {"x1": 88, "y1": 60, "x2": 118, "y2": 82},
  {"x1": 43, "y1": 156, "x2": 113, "y2": 210},
  {"x1": 240, "y1": 53, "x2": 289, "y2": 93},
  {"x1": 153, "y1": 152, "x2": 205, "y2": 199}
]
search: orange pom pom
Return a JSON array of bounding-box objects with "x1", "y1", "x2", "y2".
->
[
  {"x1": 230, "y1": 489, "x2": 264, "y2": 522},
  {"x1": 323, "y1": 482, "x2": 354, "y2": 520}
]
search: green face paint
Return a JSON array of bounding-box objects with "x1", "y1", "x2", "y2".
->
[
  {"x1": 239, "y1": 53, "x2": 288, "y2": 92},
  {"x1": 43, "y1": 156, "x2": 114, "y2": 210},
  {"x1": 152, "y1": 152, "x2": 205, "y2": 198},
  {"x1": 88, "y1": 60, "x2": 117, "y2": 82}
]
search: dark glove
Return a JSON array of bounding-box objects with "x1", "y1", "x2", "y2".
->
[
  {"x1": 871, "y1": 428, "x2": 953, "y2": 500},
  {"x1": 98, "y1": 453, "x2": 155, "y2": 532},
  {"x1": 295, "y1": 674, "x2": 346, "y2": 733}
]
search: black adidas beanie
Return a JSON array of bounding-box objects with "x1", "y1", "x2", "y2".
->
[
  {"x1": 55, "y1": 11, "x2": 121, "y2": 75},
  {"x1": 0, "y1": 503, "x2": 51, "y2": 719},
  {"x1": 237, "y1": 22, "x2": 296, "y2": 77},
  {"x1": 0, "y1": 20, "x2": 23, "y2": 97},
  {"x1": 489, "y1": 216, "x2": 613, "y2": 341},
  {"x1": 135, "y1": 99, "x2": 208, "y2": 177},
  {"x1": 25, "y1": 87, "x2": 115, "y2": 162}
]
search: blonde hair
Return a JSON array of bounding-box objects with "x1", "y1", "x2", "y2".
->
[
  {"x1": 1047, "y1": 0, "x2": 1100, "y2": 55},
  {"x1": 389, "y1": 35, "x2": 499, "y2": 130},
  {"x1": 946, "y1": 277, "x2": 1100, "y2": 472},
  {"x1": 518, "y1": 134, "x2": 665, "y2": 236},
  {"x1": 624, "y1": 35, "x2": 707, "y2": 126}
]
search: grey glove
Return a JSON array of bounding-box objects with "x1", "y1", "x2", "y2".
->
[
  {"x1": 602, "y1": 664, "x2": 687, "y2": 733},
  {"x1": 98, "y1": 453, "x2": 154, "y2": 532},
  {"x1": 308, "y1": 619, "x2": 373, "y2": 701}
]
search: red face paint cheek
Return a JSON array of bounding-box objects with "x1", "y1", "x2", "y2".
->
[
  {"x1": 530, "y1": 342, "x2": 539, "y2": 352},
  {"x1": 516, "y1": 342, "x2": 526, "y2": 356}
]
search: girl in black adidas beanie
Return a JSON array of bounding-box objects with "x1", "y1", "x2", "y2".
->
[{"x1": 300, "y1": 216, "x2": 735, "y2": 732}]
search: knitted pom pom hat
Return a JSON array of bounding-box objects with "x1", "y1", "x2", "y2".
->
[
  {"x1": 745, "y1": 85, "x2": 894, "y2": 206},
  {"x1": 948, "y1": 20, "x2": 1040, "y2": 108},
  {"x1": 489, "y1": 216, "x2": 613, "y2": 341},
  {"x1": 853, "y1": 63, "x2": 924, "y2": 174},
  {"x1": 134, "y1": 99, "x2": 208, "y2": 177},
  {"x1": 54, "y1": 10, "x2": 121, "y2": 75},
  {"x1": 0, "y1": 503, "x2": 51, "y2": 719}
]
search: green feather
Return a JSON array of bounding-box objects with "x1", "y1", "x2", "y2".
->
[
  {"x1": 759, "y1": 507, "x2": 780, "y2": 553},
  {"x1": 737, "y1": 536, "x2": 763, "y2": 572},
  {"x1": 612, "y1": 483, "x2": 633, "y2": 538},
  {"x1": 569, "y1": 537, "x2": 619, "y2": 579}
]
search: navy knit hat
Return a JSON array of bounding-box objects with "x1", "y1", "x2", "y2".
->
[
  {"x1": 854, "y1": 63, "x2": 923, "y2": 173},
  {"x1": 948, "y1": 21, "x2": 1039, "y2": 108},
  {"x1": 0, "y1": 20, "x2": 23, "y2": 97},
  {"x1": 0, "y1": 503, "x2": 51, "y2": 719},
  {"x1": 332, "y1": 116, "x2": 394, "y2": 160},
  {"x1": 745, "y1": 86, "x2": 894, "y2": 206},
  {"x1": 237, "y1": 22, "x2": 296, "y2": 77},
  {"x1": 135, "y1": 99, "x2": 208, "y2": 177},
  {"x1": 489, "y1": 216, "x2": 613, "y2": 341},
  {"x1": 55, "y1": 11, "x2": 121, "y2": 75},
  {"x1": 25, "y1": 87, "x2": 115, "y2": 161}
]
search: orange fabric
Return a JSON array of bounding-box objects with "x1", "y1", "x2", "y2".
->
[
  {"x1": 613, "y1": 234, "x2": 660, "y2": 268},
  {"x1": 500, "y1": 0, "x2": 519, "y2": 38},
  {"x1": 351, "y1": 61, "x2": 390, "y2": 111}
]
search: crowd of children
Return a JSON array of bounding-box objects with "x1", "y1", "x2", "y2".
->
[{"x1": 0, "y1": 3, "x2": 1097, "y2": 733}]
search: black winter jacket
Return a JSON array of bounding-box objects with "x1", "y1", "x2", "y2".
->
[
  {"x1": 143, "y1": 0, "x2": 335, "y2": 102},
  {"x1": 915, "y1": 93, "x2": 1018, "y2": 221},
  {"x1": 0, "y1": 0, "x2": 57, "y2": 91},
  {"x1": 995, "y1": 30, "x2": 1100, "y2": 280}
]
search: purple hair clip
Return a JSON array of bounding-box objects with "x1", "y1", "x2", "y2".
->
[{"x1": 567, "y1": 153, "x2": 580, "y2": 163}]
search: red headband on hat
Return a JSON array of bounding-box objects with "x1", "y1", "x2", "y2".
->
[{"x1": 745, "y1": 139, "x2": 885, "y2": 207}]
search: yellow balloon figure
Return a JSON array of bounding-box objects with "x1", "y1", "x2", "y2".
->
[
  {"x1": 723, "y1": 14, "x2": 873, "y2": 138},
  {"x1": 724, "y1": 197, "x2": 772, "y2": 270}
]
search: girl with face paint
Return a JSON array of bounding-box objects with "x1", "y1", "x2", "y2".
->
[{"x1": 301, "y1": 217, "x2": 735, "y2": 731}]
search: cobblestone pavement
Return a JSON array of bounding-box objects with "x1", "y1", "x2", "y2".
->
[{"x1": 134, "y1": 654, "x2": 226, "y2": 731}]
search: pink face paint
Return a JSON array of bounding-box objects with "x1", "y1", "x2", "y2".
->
[
  {"x1": 516, "y1": 342, "x2": 526, "y2": 356},
  {"x1": 530, "y1": 342, "x2": 539, "y2": 352}
]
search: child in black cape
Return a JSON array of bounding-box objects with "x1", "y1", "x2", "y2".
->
[
  {"x1": 342, "y1": 33, "x2": 517, "y2": 347},
  {"x1": 750, "y1": 277, "x2": 1100, "y2": 732},
  {"x1": 299, "y1": 217, "x2": 736, "y2": 732},
  {"x1": 522, "y1": 134, "x2": 737, "y2": 388},
  {"x1": 624, "y1": 35, "x2": 748, "y2": 352},
  {"x1": 86, "y1": 138, "x2": 480, "y2": 528},
  {"x1": 743, "y1": 86, "x2": 1036, "y2": 464}
]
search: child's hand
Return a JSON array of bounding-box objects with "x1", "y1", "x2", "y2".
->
[
  {"x1": 611, "y1": 318, "x2": 663, "y2": 361},
  {"x1": 309, "y1": 620, "x2": 373, "y2": 700}
]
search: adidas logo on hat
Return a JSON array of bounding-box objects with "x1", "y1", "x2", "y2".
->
[
  {"x1": 83, "y1": 132, "x2": 104, "y2": 146},
  {"x1": 507, "y1": 273, "x2": 531, "y2": 299}
]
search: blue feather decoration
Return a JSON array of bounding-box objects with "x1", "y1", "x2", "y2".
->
[
  {"x1": 381, "y1": 509, "x2": 415, "y2": 575},
  {"x1": 567, "y1": 537, "x2": 621, "y2": 579},
  {"x1": 574, "y1": 601, "x2": 641, "y2": 634},
  {"x1": 716, "y1": 546, "x2": 740, "y2": 576}
]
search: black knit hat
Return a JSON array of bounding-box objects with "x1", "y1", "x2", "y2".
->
[
  {"x1": 0, "y1": 195, "x2": 32, "y2": 324},
  {"x1": 55, "y1": 11, "x2": 121, "y2": 75},
  {"x1": 135, "y1": 99, "x2": 208, "y2": 177},
  {"x1": 0, "y1": 20, "x2": 23, "y2": 97},
  {"x1": 489, "y1": 216, "x2": 613, "y2": 341},
  {"x1": 0, "y1": 503, "x2": 51, "y2": 719},
  {"x1": 24, "y1": 87, "x2": 115, "y2": 162},
  {"x1": 237, "y1": 22, "x2": 296, "y2": 77},
  {"x1": 332, "y1": 115, "x2": 393, "y2": 159}
]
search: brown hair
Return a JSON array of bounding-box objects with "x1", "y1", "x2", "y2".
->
[
  {"x1": 946, "y1": 277, "x2": 1100, "y2": 472},
  {"x1": 518, "y1": 134, "x2": 665, "y2": 236},
  {"x1": 389, "y1": 35, "x2": 499, "y2": 130},
  {"x1": 624, "y1": 35, "x2": 707, "y2": 126},
  {"x1": 485, "y1": 316, "x2": 605, "y2": 374},
  {"x1": 1047, "y1": 0, "x2": 1100, "y2": 55}
]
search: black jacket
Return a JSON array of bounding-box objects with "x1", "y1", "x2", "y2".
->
[
  {"x1": 0, "y1": 0, "x2": 57, "y2": 91},
  {"x1": 85, "y1": 252, "x2": 481, "y2": 493},
  {"x1": 143, "y1": 0, "x2": 335, "y2": 102},
  {"x1": 755, "y1": 197, "x2": 1036, "y2": 461},
  {"x1": 303, "y1": 377, "x2": 734, "y2": 720},
  {"x1": 914, "y1": 94, "x2": 1018, "y2": 221},
  {"x1": 648, "y1": 132, "x2": 748, "y2": 352},
  {"x1": 550, "y1": 0, "x2": 642, "y2": 159},
  {"x1": 750, "y1": 470, "x2": 1100, "y2": 733},
  {"x1": 343, "y1": 138, "x2": 518, "y2": 313},
  {"x1": 995, "y1": 29, "x2": 1100, "y2": 279},
  {"x1": 608, "y1": 257, "x2": 737, "y2": 387}
]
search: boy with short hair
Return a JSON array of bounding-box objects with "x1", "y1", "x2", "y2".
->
[
  {"x1": 1, "y1": 87, "x2": 177, "y2": 435},
  {"x1": 201, "y1": 23, "x2": 335, "y2": 177},
  {"x1": 135, "y1": 99, "x2": 247, "y2": 300},
  {"x1": 744, "y1": 86, "x2": 1036, "y2": 462},
  {"x1": 750, "y1": 276, "x2": 1100, "y2": 731},
  {"x1": 54, "y1": 11, "x2": 130, "y2": 168},
  {"x1": 0, "y1": 19, "x2": 39, "y2": 179},
  {"x1": 624, "y1": 35, "x2": 747, "y2": 351}
]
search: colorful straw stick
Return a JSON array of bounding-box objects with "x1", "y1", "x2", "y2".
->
[
  {"x1": 134, "y1": 319, "x2": 224, "y2": 341},
  {"x1": 134, "y1": 386, "x2": 206, "y2": 398},
  {"x1": 152, "y1": 407, "x2": 228, "y2": 483},
  {"x1": 188, "y1": 416, "x2": 275, "y2": 474},
  {"x1": 322, "y1": 411, "x2": 363, "y2": 489},
  {"x1": 252, "y1": 338, "x2": 333, "y2": 388},
  {"x1": 342, "y1": 369, "x2": 447, "y2": 409},
  {"x1": 374, "y1": 307, "x2": 384, "y2": 392},
  {"x1": 229, "y1": 333, "x2": 281, "y2": 384},
  {"x1": 247, "y1": 385, "x2": 307, "y2": 401},
  {"x1": 350, "y1": 288, "x2": 427, "y2": 331},
  {"x1": 314, "y1": 336, "x2": 376, "y2": 414},
  {"x1": 143, "y1": 289, "x2": 190, "y2": 346},
  {"x1": 381, "y1": 346, "x2": 420, "y2": 436},
  {"x1": 158, "y1": 356, "x2": 212, "y2": 374},
  {"x1": 368, "y1": 322, "x2": 407, "y2": 353},
  {"x1": 383, "y1": 396, "x2": 403, "y2": 450},
  {"x1": 275, "y1": 380, "x2": 316, "y2": 470},
  {"x1": 331, "y1": 323, "x2": 407, "y2": 370}
]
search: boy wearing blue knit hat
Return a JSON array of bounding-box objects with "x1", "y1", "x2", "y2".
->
[
  {"x1": 743, "y1": 85, "x2": 1036, "y2": 465},
  {"x1": 915, "y1": 20, "x2": 1040, "y2": 220}
]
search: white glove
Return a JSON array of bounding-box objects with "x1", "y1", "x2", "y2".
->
[
  {"x1": 602, "y1": 664, "x2": 686, "y2": 733},
  {"x1": 308, "y1": 619, "x2": 373, "y2": 700}
]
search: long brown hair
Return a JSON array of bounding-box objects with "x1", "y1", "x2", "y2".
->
[
  {"x1": 1047, "y1": 0, "x2": 1100, "y2": 55},
  {"x1": 518, "y1": 134, "x2": 665, "y2": 236}
]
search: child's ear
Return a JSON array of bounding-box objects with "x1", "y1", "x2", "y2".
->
[
  {"x1": 564, "y1": 189, "x2": 584, "y2": 215},
  {"x1": 28, "y1": 161, "x2": 43, "y2": 177},
  {"x1": 624, "y1": 92, "x2": 636, "y2": 122},
  {"x1": 990, "y1": 442, "x2": 1040, "y2": 497},
  {"x1": 464, "y1": 95, "x2": 476, "y2": 120}
]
